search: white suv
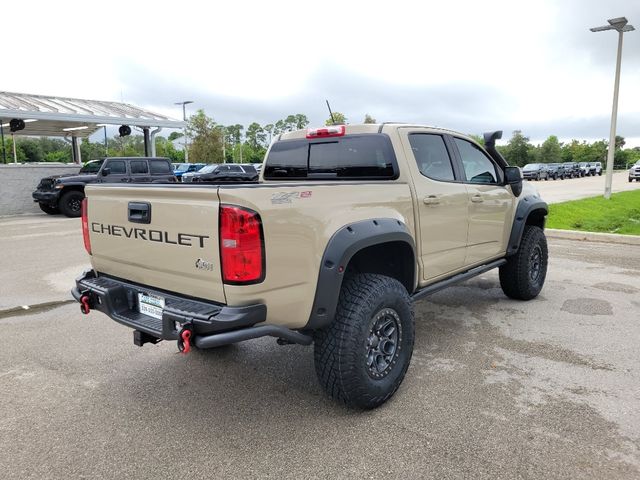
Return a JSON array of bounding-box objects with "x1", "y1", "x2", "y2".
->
[
  {"x1": 629, "y1": 161, "x2": 640, "y2": 182},
  {"x1": 593, "y1": 162, "x2": 603, "y2": 176}
]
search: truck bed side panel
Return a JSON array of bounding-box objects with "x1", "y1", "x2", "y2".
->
[{"x1": 218, "y1": 182, "x2": 415, "y2": 328}]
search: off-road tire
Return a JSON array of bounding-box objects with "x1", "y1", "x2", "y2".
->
[
  {"x1": 313, "y1": 273, "x2": 415, "y2": 409},
  {"x1": 499, "y1": 225, "x2": 548, "y2": 300},
  {"x1": 38, "y1": 203, "x2": 59, "y2": 215},
  {"x1": 59, "y1": 190, "x2": 84, "y2": 218}
]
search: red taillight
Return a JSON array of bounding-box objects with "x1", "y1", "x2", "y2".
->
[
  {"x1": 306, "y1": 125, "x2": 346, "y2": 139},
  {"x1": 219, "y1": 205, "x2": 264, "y2": 284},
  {"x1": 81, "y1": 197, "x2": 91, "y2": 255}
]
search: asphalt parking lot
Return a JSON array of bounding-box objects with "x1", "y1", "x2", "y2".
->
[
  {"x1": 1, "y1": 212, "x2": 640, "y2": 479},
  {"x1": 528, "y1": 170, "x2": 638, "y2": 204}
]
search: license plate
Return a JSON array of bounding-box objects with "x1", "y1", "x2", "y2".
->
[{"x1": 138, "y1": 292, "x2": 165, "y2": 320}]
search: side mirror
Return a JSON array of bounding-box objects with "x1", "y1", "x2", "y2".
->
[
  {"x1": 101, "y1": 168, "x2": 111, "y2": 176},
  {"x1": 504, "y1": 166, "x2": 523, "y2": 197}
]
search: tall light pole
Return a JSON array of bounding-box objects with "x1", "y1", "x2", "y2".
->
[
  {"x1": 590, "y1": 17, "x2": 635, "y2": 199},
  {"x1": 175, "y1": 100, "x2": 193, "y2": 162}
]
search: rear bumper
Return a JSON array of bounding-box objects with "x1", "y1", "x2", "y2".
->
[
  {"x1": 72, "y1": 270, "x2": 266, "y2": 341},
  {"x1": 32, "y1": 190, "x2": 60, "y2": 205}
]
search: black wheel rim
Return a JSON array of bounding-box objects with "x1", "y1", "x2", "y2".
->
[
  {"x1": 366, "y1": 308, "x2": 401, "y2": 379},
  {"x1": 529, "y1": 245, "x2": 543, "y2": 283},
  {"x1": 68, "y1": 197, "x2": 81, "y2": 213}
]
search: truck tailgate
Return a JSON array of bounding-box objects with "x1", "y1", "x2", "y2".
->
[{"x1": 86, "y1": 185, "x2": 225, "y2": 304}]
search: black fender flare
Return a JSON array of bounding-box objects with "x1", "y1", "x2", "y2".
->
[
  {"x1": 58, "y1": 183, "x2": 87, "y2": 191},
  {"x1": 305, "y1": 218, "x2": 416, "y2": 330},
  {"x1": 506, "y1": 195, "x2": 548, "y2": 255}
]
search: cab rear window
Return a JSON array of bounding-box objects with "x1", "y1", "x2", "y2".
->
[{"x1": 264, "y1": 134, "x2": 398, "y2": 180}]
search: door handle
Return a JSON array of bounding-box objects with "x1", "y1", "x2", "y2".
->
[
  {"x1": 423, "y1": 195, "x2": 440, "y2": 205},
  {"x1": 470, "y1": 194, "x2": 484, "y2": 203}
]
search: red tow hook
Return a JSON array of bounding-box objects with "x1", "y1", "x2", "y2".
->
[
  {"x1": 80, "y1": 295, "x2": 91, "y2": 315},
  {"x1": 178, "y1": 328, "x2": 192, "y2": 355}
]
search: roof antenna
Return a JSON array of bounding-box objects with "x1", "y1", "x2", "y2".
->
[{"x1": 325, "y1": 99, "x2": 336, "y2": 125}]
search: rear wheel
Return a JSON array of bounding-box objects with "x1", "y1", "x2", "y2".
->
[
  {"x1": 499, "y1": 225, "x2": 548, "y2": 300},
  {"x1": 59, "y1": 190, "x2": 84, "y2": 218},
  {"x1": 38, "y1": 203, "x2": 59, "y2": 215},
  {"x1": 313, "y1": 273, "x2": 415, "y2": 409}
]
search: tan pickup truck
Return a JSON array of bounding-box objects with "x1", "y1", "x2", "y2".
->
[{"x1": 73, "y1": 123, "x2": 548, "y2": 409}]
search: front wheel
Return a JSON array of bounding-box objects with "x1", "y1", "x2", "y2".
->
[
  {"x1": 313, "y1": 273, "x2": 415, "y2": 409},
  {"x1": 499, "y1": 225, "x2": 548, "y2": 300},
  {"x1": 59, "y1": 190, "x2": 84, "y2": 218},
  {"x1": 38, "y1": 203, "x2": 59, "y2": 215}
]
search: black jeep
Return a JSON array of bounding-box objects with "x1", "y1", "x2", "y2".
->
[
  {"x1": 561, "y1": 162, "x2": 581, "y2": 178},
  {"x1": 32, "y1": 157, "x2": 176, "y2": 217}
]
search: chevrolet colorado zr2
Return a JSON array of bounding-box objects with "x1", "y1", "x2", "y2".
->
[{"x1": 72, "y1": 124, "x2": 549, "y2": 409}]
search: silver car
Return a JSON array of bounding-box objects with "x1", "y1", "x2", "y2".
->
[{"x1": 629, "y1": 161, "x2": 640, "y2": 182}]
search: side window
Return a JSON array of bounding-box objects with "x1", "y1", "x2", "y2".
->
[
  {"x1": 149, "y1": 160, "x2": 171, "y2": 174},
  {"x1": 217, "y1": 166, "x2": 229, "y2": 173},
  {"x1": 130, "y1": 160, "x2": 148, "y2": 174},
  {"x1": 106, "y1": 160, "x2": 126, "y2": 174},
  {"x1": 228, "y1": 165, "x2": 243, "y2": 173},
  {"x1": 408, "y1": 134, "x2": 455, "y2": 182},
  {"x1": 453, "y1": 138, "x2": 499, "y2": 184}
]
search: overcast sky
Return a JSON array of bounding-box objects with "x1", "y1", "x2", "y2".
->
[{"x1": 4, "y1": 0, "x2": 640, "y2": 146}]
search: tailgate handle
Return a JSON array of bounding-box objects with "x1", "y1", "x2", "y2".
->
[{"x1": 128, "y1": 202, "x2": 151, "y2": 224}]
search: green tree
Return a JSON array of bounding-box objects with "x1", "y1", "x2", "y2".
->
[
  {"x1": 155, "y1": 136, "x2": 185, "y2": 162},
  {"x1": 168, "y1": 131, "x2": 183, "y2": 141},
  {"x1": 539, "y1": 135, "x2": 562, "y2": 163},
  {"x1": 325, "y1": 112, "x2": 347, "y2": 126},
  {"x1": 245, "y1": 122, "x2": 266, "y2": 150},
  {"x1": 225, "y1": 124, "x2": 244, "y2": 145},
  {"x1": 4, "y1": 136, "x2": 27, "y2": 162},
  {"x1": 81, "y1": 138, "x2": 107, "y2": 161},
  {"x1": 293, "y1": 114, "x2": 310, "y2": 130},
  {"x1": 18, "y1": 138, "x2": 44, "y2": 162},
  {"x1": 363, "y1": 114, "x2": 377, "y2": 124},
  {"x1": 186, "y1": 110, "x2": 224, "y2": 164},
  {"x1": 108, "y1": 134, "x2": 144, "y2": 157},
  {"x1": 264, "y1": 124, "x2": 274, "y2": 144},
  {"x1": 502, "y1": 130, "x2": 531, "y2": 167},
  {"x1": 469, "y1": 134, "x2": 485, "y2": 146}
]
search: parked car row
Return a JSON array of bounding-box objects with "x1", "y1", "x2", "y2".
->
[
  {"x1": 182, "y1": 163, "x2": 258, "y2": 182},
  {"x1": 33, "y1": 159, "x2": 263, "y2": 217},
  {"x1": 522, "y1": 161, "x2": 603, "y2": 181}
]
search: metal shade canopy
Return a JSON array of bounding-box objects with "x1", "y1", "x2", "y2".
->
[{"x1": 0, "y1": 91, "x2": 185, "y2": 138}]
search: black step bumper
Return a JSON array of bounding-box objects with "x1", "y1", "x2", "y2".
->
[{"x1": 71, "y1": 270, "x2": 266, "y2": 341}]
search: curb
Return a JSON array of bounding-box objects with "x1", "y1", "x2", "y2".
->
[{"x1": 546, "y1": 228, "x2": 640, "y2": 246}]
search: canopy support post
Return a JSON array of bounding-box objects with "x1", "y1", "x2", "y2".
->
[
  {"x1": 71, "y1": 136, "x2": 82, "y2": 164},
  {"x1": 149, "y1": 127, "x2": 162, "y2": 157},
  {"x1": 0, "y1": 122, "x2": 6, "y2": 164},
  {"x1": 143, "y1": 127, "x2": 151, "y2": 157}
]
